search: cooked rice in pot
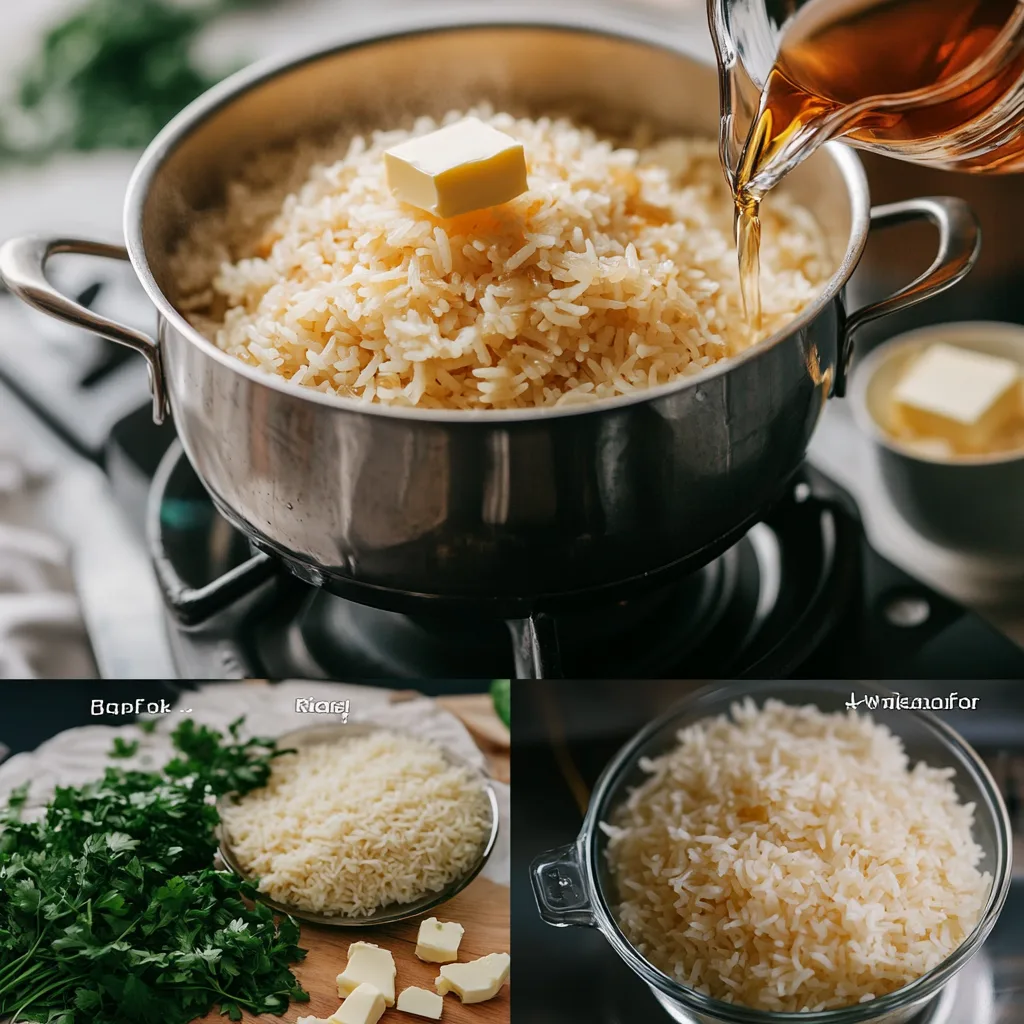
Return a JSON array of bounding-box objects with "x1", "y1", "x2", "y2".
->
[
  {"x1": 172, "y1": 108, "x2": 831, "y2": 409},
  {"x1": 601, "y1": 699, "x2": 991, "y2": 1011}
]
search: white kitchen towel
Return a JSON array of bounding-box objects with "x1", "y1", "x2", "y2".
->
[
  {"x1": 0, "y1": 681, "x2": 511, "y2": 885},
  {"x1": 0, "y1": 426, "x2": 96, "y2": 678}
]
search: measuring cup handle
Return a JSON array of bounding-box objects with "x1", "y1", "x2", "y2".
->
[
  {"x1": 0, "y1": 235, "x2": 167, "y2": 423},
  {"x1": 835, "y1": 196, "x2": 980, "y2": 397},
  {"x1": 531, "y1": 842, "x2": 596, "y2": 928},
  {"x1": 708, "y1": 0, "x2": 742, "y2": 191}
]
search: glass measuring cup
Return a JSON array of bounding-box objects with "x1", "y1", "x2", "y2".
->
[{"x1": 709, "y1": 0, "x2": 1024, "y2": 197}]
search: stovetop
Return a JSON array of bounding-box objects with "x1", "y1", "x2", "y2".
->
[
  {"x1": 512, "y1": 681, "x2": 1024, "y2": 1024},
  {"x1": 146, "y1": 433, "x2": 1024, "y2": 680}
]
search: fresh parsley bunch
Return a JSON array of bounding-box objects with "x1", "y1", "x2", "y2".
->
[
  {"x1": 0, "y1": 718, "x2": 309, "y2": 1023},
  {"x1": 491, "y1": 679, "x2": 510, "y2": 728},
  {"x1": 0, "y1": 0, "x2": 277, "y2": 162}
]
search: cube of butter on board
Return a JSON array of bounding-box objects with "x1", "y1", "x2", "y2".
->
[
  {"x1": 337, "y1": 942, "x2": 396, "y2": 1006},
  {"x1": 435, "y1": 952, "x2": 510, "y2": 1004},
  {"x1": 396, "y1": 986, "x2": 444, "y2": 1019},
  {"x1": 331, "y1": 984, "x2": 386, "y2": 1024},
  {"x1": 415, "y1": 917, "x2": 465, "y2": 963},
  {"x1": 384, "y1": 117, "x2": 528, "y2": 218},
  {"x1": 891, "y1": 342, "x2": 1021, "y2": 454}
]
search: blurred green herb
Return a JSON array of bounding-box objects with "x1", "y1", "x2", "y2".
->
[
  {"x1": 108, "y1": 737, "x2": 139, "y2": 758},
  {"x1": 0, "y1": 0, "x2": 276, "y2": 162},
  {"x1": 491, "y1": 679, "x2": 511, "y2": 728},
  {"x1": 0, "y1": 718, "x2": 307, "y2": 1023}
]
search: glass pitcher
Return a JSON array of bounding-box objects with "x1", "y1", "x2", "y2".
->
[{"x1": 709, "y1": 0, "x2": 1024, "y2": 198}]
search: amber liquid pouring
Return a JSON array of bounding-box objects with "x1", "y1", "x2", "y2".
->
[{"x1": 734, "y1": 0, "x2": 1024, "y2": 331}]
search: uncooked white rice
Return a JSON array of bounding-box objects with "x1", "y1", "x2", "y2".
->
[
  {"x1": 219, "y1": 730, "x2": 491, "y2": 917},
  {"x1": 173, "y1": 107, "x2": 831, "y2": 409},
  {"x1": 601, "y1": 699, "x2": 991, "y2": 1011}
]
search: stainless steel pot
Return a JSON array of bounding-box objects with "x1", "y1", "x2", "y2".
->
[{"x1": 0, "y1": 13, "x2": 980, "y2": 615}]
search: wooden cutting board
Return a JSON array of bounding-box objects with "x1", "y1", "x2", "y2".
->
[
  {"x1": 196, "y1": 876, "x2": 509, "y2": 1024},
  {"x1": 196, "y1": 692, "x2": 510, "y2": 1023}
]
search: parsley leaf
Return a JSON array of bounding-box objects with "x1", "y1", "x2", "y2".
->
[{"x1": 109, "y1": 738, "x2": 139, "y2": 759}]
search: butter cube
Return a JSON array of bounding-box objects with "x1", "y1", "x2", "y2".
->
[
  {"x1": 384, "y1": 117, "x2": 528, "y2": 219},
  {"x1": 298, "y1": 1017, "x2": 333, "y2": 1024},
  {"x1": 415, "y1": 917, "x2": 464, "y2": 963},
  {"x1": 396, "y1": 986, "x2": 444, "y2": 1019},
  {"x1": 436, "y1": 952, "x2": 510, "y2": 1004},
  {"x1": 336, "y1": 942, "x2": 396, "y2": 1006},
  {"x1": 332, "y1": 984, "x2": 386, "y2": 1024},
  {"x1": 891, "y1": 343, "x2": 1021, "y2": 454}
]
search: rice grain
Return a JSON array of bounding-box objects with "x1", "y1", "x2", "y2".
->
[
  {"x1": 601, "y1": 699, "x2": 991, "y2": 1011},
  {"x1": 173, "y1": 109, "x2": 831, "y2": 410},
  {"x1": 220, "y1": 731, "x2": 491, "y2": 917}
]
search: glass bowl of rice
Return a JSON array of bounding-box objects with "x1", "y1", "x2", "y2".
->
[
  {"x1": 217, "y1": 723, "x2": 500, "y2": 926},
  {"x1": 531, "y1": 681, "x2": 1011, "y2": 1024}
]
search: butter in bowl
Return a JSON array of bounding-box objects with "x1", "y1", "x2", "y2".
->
[{"x1": 850, "y1": 321, "x2": 1024, "y2": 559}]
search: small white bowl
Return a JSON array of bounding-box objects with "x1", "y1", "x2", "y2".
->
[{"x1": 849, "y1": 321, "x2": 1024, "y2": 558}]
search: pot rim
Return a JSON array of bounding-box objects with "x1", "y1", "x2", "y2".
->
[
  {"x1": 123, "y1": 10, "x2": 871, "y2": 425},
  {"x1": 849, "y1": 320, "x2": 1024, "y2": 468},
  {"x1": 577, "y1": 679, "x2": 1013, "y2": 1024}
]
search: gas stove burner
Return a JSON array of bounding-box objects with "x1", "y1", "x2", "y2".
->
[
  {"x1": 148, "y1": 441, "x2": 1024, "y2": 680},
  {"x1": 297, "y1": 553, "x2": 733, "y2": 678},
  {"x1": 297, "y1": 500, "x2": 850, "y2": 678}
]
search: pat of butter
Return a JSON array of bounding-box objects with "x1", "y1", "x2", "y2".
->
[
  {"x1": 415, "y1": 917, "x2": 464, "y2": 963},
  {"x1": 384, "y1": 117, "x2": 528, "y2": 219},
  {"x1": 891, "y1": 342, "x2": 1021, "y2": 454},
  {"x1": 435, "y1": 952, "x2": 510, "y2": 1004},
  {"x1": 396, "y1": 986, "x2": 444, "y2": 1019},
  {"x1": 336, "y1": 942, "x2": 396, "y2": 1006},
  {"x1": 331, "y1": 984, "x2": 386, "y2": 1024}
]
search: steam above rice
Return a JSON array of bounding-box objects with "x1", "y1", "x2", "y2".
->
[
  {"x1": 219, "y1": 730, "x2": 492, "y2": 917},
  {"x1": 173, "y1": 108, "x2": 831, "y2": 409},
  {"x1": 601, "y1": 699, "x2": 991, "y2": 1011}
]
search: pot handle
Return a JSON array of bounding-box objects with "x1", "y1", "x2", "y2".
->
[
  {"x1": 531, "y1": 842, "x2": 596, "y2": 928},
  {"x1": 0, "y1": 236, "x2": 167, "y2": 423},
  {"x1": 835, "y1": 196, "x2": 980, "y2": 397}
]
